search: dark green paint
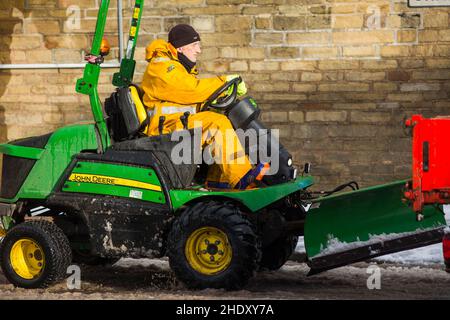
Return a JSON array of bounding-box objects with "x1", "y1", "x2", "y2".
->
[
  {"x1": 63, "y1": 161, "x2": 164, "y2": 203},
  {"x1": 169, "y1": 176, "x2": 314, "y2": 212},
  {"x1": 304, "y1": 179, "x2": 447, "y2": 258},
  {"x1": 71, "y1": 161, "x2": 161, "y2": 186},
  {"x1": 0, "y1": 144, "x2": 44, "y2": 160},
  {"x1": 113, "y1": 0, "x2": 143, "y2": 87},
  {"x1": 1, "y1": 216, "x2": 14, "y2": 231},
  {"x1": 0, "y1": 124, "x2": 98, "y2": 203},
  {"x1": 75, "y1": 0, "x2": 111, "y2": 150},
  {"x1": 63, "y1": 181, "x2": 165, "y2": 204}
]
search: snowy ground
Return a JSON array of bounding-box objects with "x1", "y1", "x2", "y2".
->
[
  {"x1": 0, "y1": 208, "x2": 448, "y2": 300},
  {"x1": 295, "y1": 236, "x2": 446, "y2": 266},
  {"x1": 0, "y1": 232, "x2": 448, "y2": 300},
  {"x1": 0, "y1": 257, "x2": 449, "y2": 300},
  {"x1": 373, "y1": 205, "x2": 450, "y2": 265},
  {"x1": 295, "y1": 205, "x2": 450, "y2": 266}
]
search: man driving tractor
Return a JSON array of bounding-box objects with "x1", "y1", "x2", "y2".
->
[{"x1": 141, "y1": 24, "x2": 270, "y2": 189}]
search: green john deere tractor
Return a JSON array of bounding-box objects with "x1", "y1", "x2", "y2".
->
[{"x1": 0, "y1": 0, "x2": 446, "y2": 290}]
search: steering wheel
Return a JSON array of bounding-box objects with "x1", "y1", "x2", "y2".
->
[{"x1": 201, "y1": 76, "x2": 241, "y2": 111}]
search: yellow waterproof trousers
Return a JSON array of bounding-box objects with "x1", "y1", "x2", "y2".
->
[{"x1": 147, "y1": 111, "x2": 253, "y2": 188}]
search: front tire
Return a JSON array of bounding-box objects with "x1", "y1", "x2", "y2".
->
[
  {"x1": 167, "y1": 201, "x2": 260, "y2": 290},
  {"x1": 0, "y1": 220, "x2": 72, "y2": 289}
]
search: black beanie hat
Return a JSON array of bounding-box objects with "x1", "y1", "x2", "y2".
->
[{"x1": 168, "y1": 24, "x2": 200, "y2": 48}]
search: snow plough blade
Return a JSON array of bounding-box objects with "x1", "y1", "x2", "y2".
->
[{"x1": 304, "y1": 180, "x2": 447, "y2": 275}]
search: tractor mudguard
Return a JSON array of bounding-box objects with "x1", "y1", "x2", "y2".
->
[
  {"x1": 0, "y1": 124, "x2": 99, "y2": 202},
  {"x1": 170, "y1": 175, "x2": 314, "y2": 213},
  {"x1": 304, "y1": 179, "x2": 447, "y2": 274}
]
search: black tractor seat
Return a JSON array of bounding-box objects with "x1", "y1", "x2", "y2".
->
[
  {"x1": 110, "y1": 129, "x2": 198, "y2": 189},
  {"x1": 104, "y1": 84, "x2": 151, "y2": 142}
]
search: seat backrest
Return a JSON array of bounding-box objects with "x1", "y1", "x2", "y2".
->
[
  {"x1": 104, "y1": 85, "x2": 150, "y2": 142},
  {"x1": 129, "y1": 85, "x2": 148, "y2": 126}
]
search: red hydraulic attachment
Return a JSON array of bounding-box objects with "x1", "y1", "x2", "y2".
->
[{"x1": 403, "y1": 114, "x2": 450, "y2": 219}]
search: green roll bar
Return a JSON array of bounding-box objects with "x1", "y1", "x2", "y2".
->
[
  {"x1": 75, "y1": 0, "x2": 144, "y2": 152},
  {"x1": 113, "y1": 0, "x2": 144, "y2": 87}
]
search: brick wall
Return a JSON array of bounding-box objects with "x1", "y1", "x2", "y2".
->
[{"x1": 1, "y1": 0, "x2": 450, "y2": 189}]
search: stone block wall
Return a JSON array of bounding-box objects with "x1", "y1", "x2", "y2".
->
[{"x1": 1, "y1": 0, "x2": 450, "y2": 189}]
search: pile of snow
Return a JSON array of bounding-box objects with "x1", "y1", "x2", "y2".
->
[
  {"x1": 375, "y1": 205, "x2": 450, "y2": 265},
  {"x1": 373, "y1": 243, "x2": 444, "y2": 265},
  {"x1": 295, "y1": 205, "x2": 450, "y2": 266},
  {"x1": 295, "y1": 236, "x2": 445, "y2": 266}
]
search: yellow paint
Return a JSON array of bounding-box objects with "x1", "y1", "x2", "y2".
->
[
  {"x1": 130, "y1": 26, "x2": 137, "y2": 37},
  {"x1": 185, "y1": 227, "x2": 232, "y2": 275},
  {"x1": 10, "y1": 238, "x2": 45, "y2": 280},
  {"x1": 68, "y1": 173, "x2": 162, "y2": 192},
  {"x1": 133, "y1": 8, "x2": 140, "y2": 19},
  {"x1": 129, "y1": 86, "x2": 148, "y2": 125}
]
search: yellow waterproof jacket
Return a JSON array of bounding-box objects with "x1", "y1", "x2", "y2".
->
[{"x1": 141, "y1": 39, "x2": 226, "y2": 134}]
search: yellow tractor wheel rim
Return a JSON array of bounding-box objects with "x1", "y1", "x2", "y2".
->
[
  {"x1": 185, "y1": 227, "x2": 232, "y2": 275},
  {"x1": 10, "y1": 239, "x2": 45, "y2": 280}
]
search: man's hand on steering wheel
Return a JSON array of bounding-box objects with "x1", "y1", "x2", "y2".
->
[
  {"x1": 225, "y1": 74, "x2": 247, "y2": 97},
  {"x1": 201, "y1": 75, "x2": 247, "y2": 112}
]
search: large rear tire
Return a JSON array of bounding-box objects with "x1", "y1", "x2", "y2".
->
[
  {"x1": 167, "y1": 201, "x2": 260, "y2": 290},
  {"x1": 259, "y1": 235, "x2": 298, "y2": 271},
  {"x1": 0, "y1": 220, "x2": 72, "y2": 289}
]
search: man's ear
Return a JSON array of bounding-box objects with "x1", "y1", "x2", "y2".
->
[{"x1": 177, "y1": 47, "x2": 183, "y2": 53}]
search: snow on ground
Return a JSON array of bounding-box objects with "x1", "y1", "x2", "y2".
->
[
  {"x1": 373, "y1": 243, "x2": 444, "y2": 265},
  {"x1": 1, "y1": 258, "x2": 450, "y2": 300},
  {"x1": 295, "y1": 205, "x2": 450, "y2": 266},
  {"x1": 375, "y1": 205, "x2": 450, "y2": 265},
  {"x1": 295, "y1": 235, "x2": 445, "y2": 266}
]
